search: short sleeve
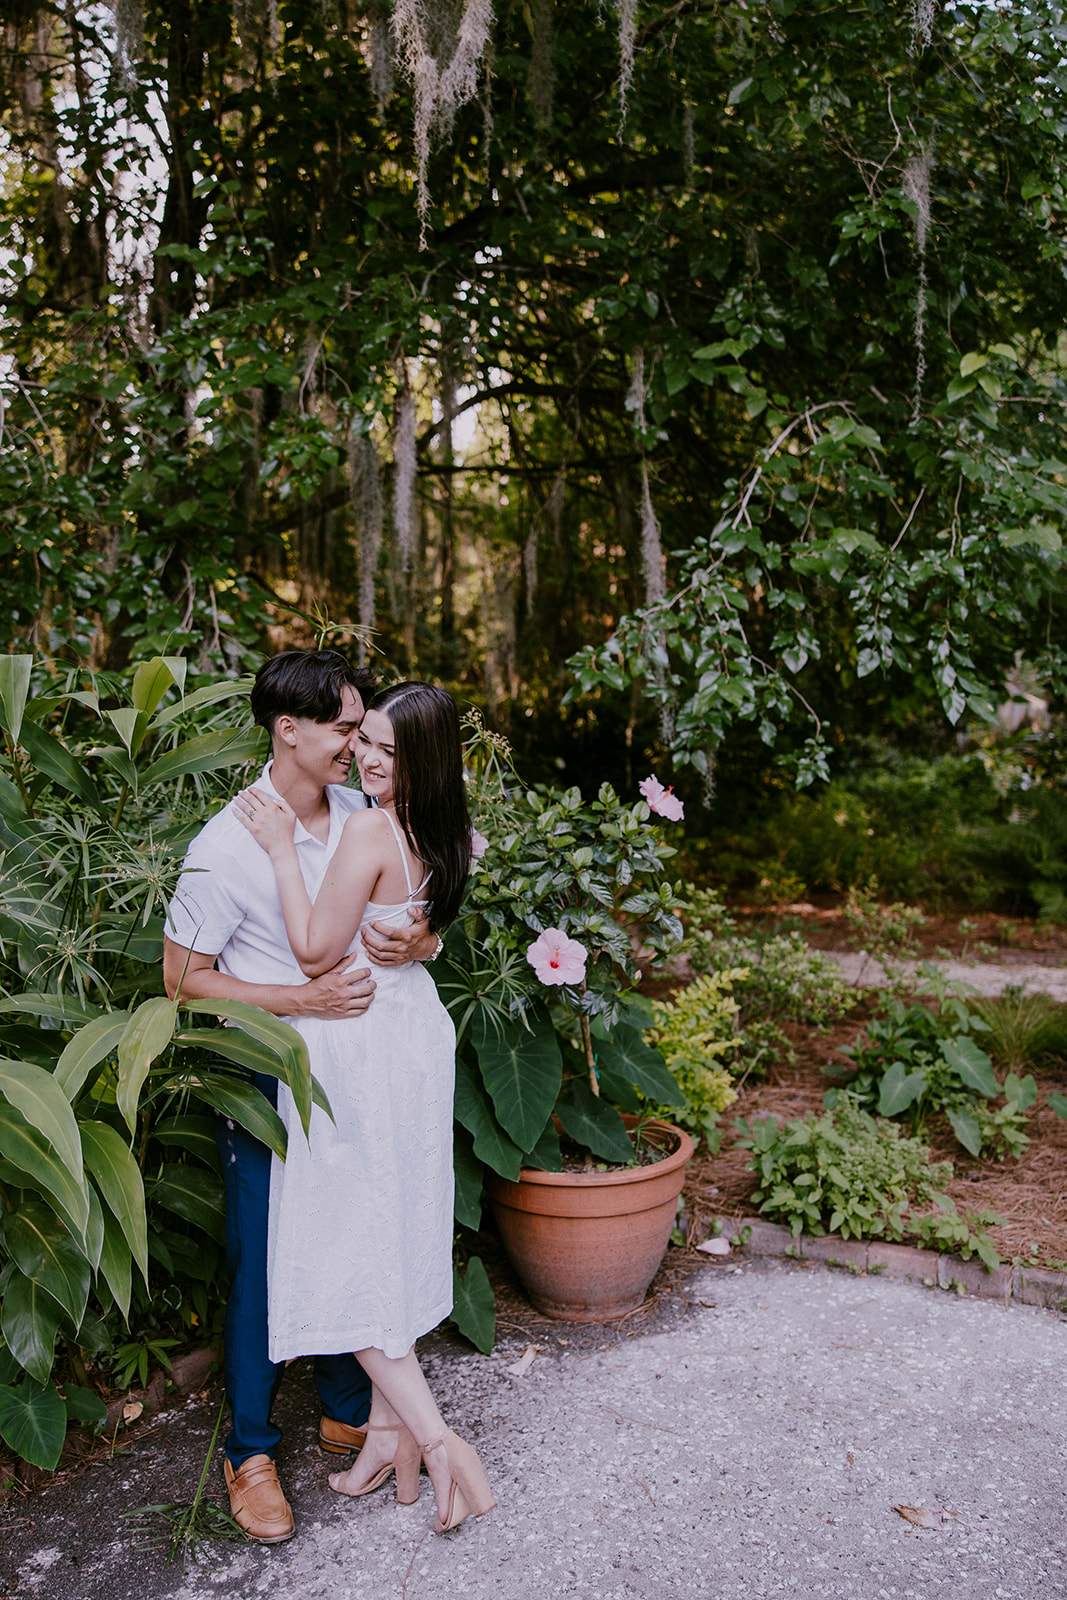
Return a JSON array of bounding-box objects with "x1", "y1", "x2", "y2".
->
[{"x1": 164, "y1": 837, "x2": 245, "y2": 955}]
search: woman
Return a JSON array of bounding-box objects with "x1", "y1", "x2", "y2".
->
[{"x1": 235, "y1": 681, "x2": 494, "y2": 1535}]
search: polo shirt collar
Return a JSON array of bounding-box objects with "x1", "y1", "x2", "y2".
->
[{"x1": 255, "y1": 761, "x2": 349, "y2": 850}]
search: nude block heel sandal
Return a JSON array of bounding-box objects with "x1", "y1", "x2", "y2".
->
[
  {"x1": 328, "y1": 1423, "x2": 421, "y2": 1505},
  {"x1": 422, "y1": 1431, "x2": 496, "y2": 1533}
]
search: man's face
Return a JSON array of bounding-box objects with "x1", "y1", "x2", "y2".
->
[{"x1": 280, "y1": 684, "x2": 365, "y2": 786}]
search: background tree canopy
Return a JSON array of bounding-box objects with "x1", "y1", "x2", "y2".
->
[{"x1": 1, "y1": 0, "x2": 1065, "y2": 796}]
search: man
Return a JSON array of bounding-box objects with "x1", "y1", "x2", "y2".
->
[{"x1": 163, "y1": 650, "x2": 440, "y2": 1544}]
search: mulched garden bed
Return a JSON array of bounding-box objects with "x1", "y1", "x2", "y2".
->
[
  {"x1": 737, "y1": 903, "x2": 1067, "y2": 963},
  {"x1": 682, "y1": 1004, "x2": 1067, "y2": 1269}
]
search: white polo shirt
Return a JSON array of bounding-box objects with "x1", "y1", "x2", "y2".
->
[{"x1": 164, "y1": 762, "x2": 368, "y2": 987}]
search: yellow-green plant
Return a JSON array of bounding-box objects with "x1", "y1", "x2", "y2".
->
[{"x1": 641, "y1": 970, "x2": 750, "y2": 1141}]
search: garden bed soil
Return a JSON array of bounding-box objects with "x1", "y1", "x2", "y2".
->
[
  {"x1": 683, "y1": 1008, "x2": 1067, "y2": 1269},
  {"x1": 737, "y1": 903, "x2": 1067, "y2": 964}
]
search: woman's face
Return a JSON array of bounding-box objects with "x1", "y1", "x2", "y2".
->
[{"x1": 355, "y1": 707, "x2": 396, "y2": 803}]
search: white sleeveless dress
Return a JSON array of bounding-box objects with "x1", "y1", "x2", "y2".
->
[{"x1": 266, "y1": 812, "x2": 456, "y2": 1361}]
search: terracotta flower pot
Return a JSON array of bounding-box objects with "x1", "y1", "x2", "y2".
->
[{"x1": 486, "y1": 1116, "x2": 695, "y2": 1322}]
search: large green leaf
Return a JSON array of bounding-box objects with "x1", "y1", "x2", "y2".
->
[
  {"x1": 12, "y1": 719, "x2": 102, "y2": 813},
  {"x1": 0, "y1": 1057, "x2": 84, "y2": 1180},
  {"x1": 61, "y1": 1384, "x2": 107, "y2": 1430},
  {"x1": 148, "y1": 1165, "x2": 226, "y2": 1243},
  {"x1": 174, "y1": 1028, "x2": 333, "y2": 1123},
  {"x1": 453, "y1": 1055, "x2": 523, "y2": 1180},
  {"x1": 139, "y1": 728, "x2": 265, "y2": 789},
  {"x1": 0, "y1": 1102, "x2": 90, "y2": 1237},
  {"x1": 95, "y1": 1198, "x2": 132, "y2": 1320},
  {"x1": 946, "y1": 1105, "x2": 983, "y2": 1157},
  {"x1": 166, "y1": 1070, "x2": 288, "y2": 1161},
  {"x1": 940, "y1": 1038, "x2": 998, "y2": 1098},
  {"x1": 2, "y1": 1201, "x2": 91, "y2": 1330},
  {"x1": 877, "y1": 1061, "x2": 927, "y2": 1117},
  {"x1": 116, "y1": 998, "x2": 177, "y2": 1133},
  {"x1": 557, "y1": 1080, "x2": 635, "y2": 1165},
  {"x1": 179, "y1": 1004, "x2": 313, "y2": 1135},
  {"x1": 0, "y1": 655, "x2": 33, "y2": 747},
  {"x1": 0, "y1": 993, "x2": 102, "y2": 1023},
  {"x1": 472, "y1": 1009, "x2": 562, "y2": 1152},
  {"x1": 450, "y1": 1256, "x2": 496, "y2": 1354},
  {"x1": 452, "y1": 1124, "x2": 484, "y2": 1230},
  {"x1": 0, "y1": 1378, "x2": 67, "y2": 1470},
  {"x1": 0, "y1": 1268, "x2": 63, "y2": 1384},
  {"x1": 54, "y1": 1012, "x2": 131, "y2": 1102},
  {"x1": 522, "y1": 1121, "x2": 563, "y2": 1172},
  {"x1": 131, "y1": 656, "x2": 178, "y2": 718},
  {"x1": 596, "y1": 1025, "x2": 686, "y2": 1107},
  {"x1": 149, "y1": 674, "x2": 255, "y2": 729},
  {"x1": 151, "y1": 1113, "x2": 222, "y2": 1172},
  {"x1": 79, "y1": 1120, "x2": 148, "y2": 1288},
  {"x1": 83, "y1": 1181, "x2": 104, "y2": 1272}
]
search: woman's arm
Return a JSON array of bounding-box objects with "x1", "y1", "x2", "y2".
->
[{"x1": 235, "y1": 793, "x2": 385, "y2": 976}]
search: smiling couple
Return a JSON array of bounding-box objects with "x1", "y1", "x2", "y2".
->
[{"x1": 163, "y1": 650, "x2": 495, "y2": 1544}]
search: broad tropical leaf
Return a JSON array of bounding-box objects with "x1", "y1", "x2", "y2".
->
[
  {"x1": 149, "y1": 674, "x2": 254, "y2": 728},
  {"x1": 452, "y1": 1124, "x2": 484, "y2": 1230},
  {"x1": 0, "y1": 1379, "x2": 67, "y2": 1470},
  {"x1": 96, "y1": 1200, "x2": 132, "y2": 1320},
  {"x1": 877, "y1": 1061, "x2": 927, "y2": 1117},
  {"x1": 0, "y1": 654, "x2": 32, "y2": 746},
  {"x1": 148, "y1": 1166, "x2": 225, "y2": 1243},
  {"x1": 13, "y1": 719, "x2": 103, "y2": 812},
  {"x1": 0, "y1": 1268, "x2": 64, "y2": 1384},
  {"x1": 2, "y1": 1201, "x2": 91, "y2": 1330},
  {"x1": 0, "y1": 1102, "x2": 90, "y2": 1237},
  {"x1": 139, "y1": 728, "x2": 265, "y2": 789},
  {"x1": 0, "y1": 993, "x2": 102, "y2": 1023},
  {"x1": 450, "y1": 1256, "x2": 495, "y2": 1354},
  {"x1": 453, "y1": 1056, "x2": 523, "y2": 1180},
  {"x1": 596, "y1": 1025, "x2": 686, "y2": 1107},
  {"x1": 151, "y1": 1114, "x2": 222, "y2": 1172},
  {"x1": 0, "y1": 1057, "x2": 84, "y2": 1179},
  {"x1": 940, "y1": 1038, "x2": 998, "y2": 1098},
  {"x1": 166, "y1": 1070, "x2": 288, "y2": 1162},
  {"x1": 522, "y1": 1121, "x2": 563, "y2": 1172},
  {"x1": 61, "y1": 1384, "x2": 107, "y2": 1430},
  {"x1": 946, "y1": 1106, "x2": 983, "y2": 1158},
  {"x1": 557, "y1": 1080, "x2": 635, "y2": 1165},
  {"x1": 116, "y1": 998, "x2": 177, "y2": 1134},
  {"x1": 179, "y1": 1004, "x2": 312, "y2": 1135},
  {"x1": 131, "y1": 656, "x2": 178, "y2": 717},
  {"x1": 79, "y1": 1120, "x2": 148, "y2": 1288},
  {"x1": 472, "y1": 1009, "x2": 562, "y2": 1151},
  {"x1": 54, "y1": 1012, "x2": 131, "y2": 1102}
]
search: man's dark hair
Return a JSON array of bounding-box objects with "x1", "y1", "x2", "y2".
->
[{"x1": 250, "y1": 650, "x2": 376, "y2": 737}]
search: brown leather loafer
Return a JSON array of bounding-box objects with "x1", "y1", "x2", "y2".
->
[
  {"x1": 224, "y1": 1453, "x2": 295, "y2": 1544},
  {"x1": 318, "y1": 1416, "x2": 368, "y2": 1455}
]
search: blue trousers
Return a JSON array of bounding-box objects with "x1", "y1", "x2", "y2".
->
[{"x1": 216, "y1": 1072, "x2": 372, "y2": 1468}]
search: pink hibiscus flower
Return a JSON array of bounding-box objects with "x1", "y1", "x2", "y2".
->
[
  {"x1": 526, "y1": 927, "x2": 588, "y2": 986},
  {"x1": 639, "y1": 775, "x2": 685, "y2": 820},
  {"x1": 470, "y1": 828, "x2": 489, "y2": 858}
]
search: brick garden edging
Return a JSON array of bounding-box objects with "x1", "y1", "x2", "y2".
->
[{"x1": 714, "y1": 1216, "x2": 1067, "y2": 1311}]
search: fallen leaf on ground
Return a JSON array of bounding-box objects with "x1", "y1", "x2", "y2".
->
[
  {"x1": 506, "y1": 1345, "x2": 538, "y2": 1377},
  {"x1": 893, "y1": 1504, "x2": 961, "y2": 1528},
  {"x1": 123, "y1": 1400, "x2": 144, "y2": 1424},
  {"x1": 697, "y1": 1236, "x2": 731, "y2": 1256}
]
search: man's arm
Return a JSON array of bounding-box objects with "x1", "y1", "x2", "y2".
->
[{"x1": 163, "y1": 938, "x2": 376, "y2": 1018}]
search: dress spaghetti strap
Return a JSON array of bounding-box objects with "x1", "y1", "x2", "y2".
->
[{"x1": 381, "y1": 809, "x2": 431, "y2": 901}]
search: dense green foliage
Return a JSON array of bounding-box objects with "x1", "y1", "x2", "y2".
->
[
  {"x1": 736, "y1": 1097, "x2": 1002, "y2": 1267},
  {"x1": 1, "y1": 2, "x2": 1065, "y2": 798}
]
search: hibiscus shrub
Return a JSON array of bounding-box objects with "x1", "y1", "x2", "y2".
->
[{"x1": 434, "y1": 719, "x2": 688, "y2": 1233}]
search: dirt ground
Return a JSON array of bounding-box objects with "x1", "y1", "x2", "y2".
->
[{"x1": 683, "y1": 1004, "x2": 1067, "y2": 1268}]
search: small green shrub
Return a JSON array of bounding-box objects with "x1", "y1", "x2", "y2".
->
[
  {"x1": 642, "y1": 970, "x2": 747, "y2": 1140},
  {"x1": 825, "y1": 995, "x2": 1033, "y2": 1160},
  {"x1": 736, "y1": 1097, "x2": 950, "y2": 1241},
  {"x1": 912, "y1": 1204, "x2": 1006, "y2": 1271},
  {"x1": 680, "y1": 888, "x2": 852, "y2": 1074}
]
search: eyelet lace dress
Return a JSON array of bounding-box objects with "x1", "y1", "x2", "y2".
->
[{"x1": 266, "y1": 811, "x2": 455, "y2": 1361}]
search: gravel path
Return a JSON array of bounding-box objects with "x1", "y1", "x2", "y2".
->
[
  {"x1": 827, "y1": 950, "x2": 1067, "y2": 1000},
  {"x1": 4, "y1": 1258, "x2": 1064, "y2": 1600}
]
